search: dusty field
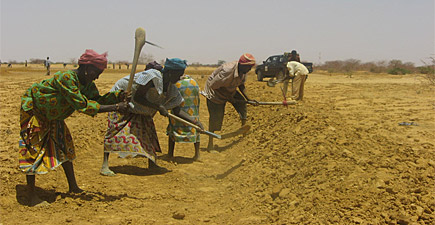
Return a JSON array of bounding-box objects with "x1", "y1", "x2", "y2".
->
[{"x1": 0, "y1": 65, "x2": 434, "y2": 224}]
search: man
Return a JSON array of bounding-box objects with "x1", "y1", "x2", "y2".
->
[
  {"x1": 45, "y1": 57, "x2": 51, "y2": 75},
  {"x1": 287, "y1": 61, "x2": 309, "y2": 101},
  {"x1": 271, "y1": 50, "x2": 306, "y2": 98},
  {"x1": 268, "y1": 50, "x2": 301, "y2": 89},
  {"x1": 288, "y1": 50, "x2": 301, "y2": 62},
  {"x1": 203, "y1": 53, "x2": 259, "y2": 150}
]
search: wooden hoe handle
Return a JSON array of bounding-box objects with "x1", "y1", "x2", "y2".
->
[
  {"x1": 168, "y1": 113, "x2": 222, "y2": 139},
  {"x1": 126, "y1": 27, "x2": 146, "y2": 93}
]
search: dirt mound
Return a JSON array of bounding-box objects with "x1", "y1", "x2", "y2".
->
[{"x1": 0, "y1": 70, "x2": 434, "y2": 224}]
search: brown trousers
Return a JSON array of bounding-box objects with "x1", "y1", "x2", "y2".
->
[{"x1": 291, "y1": 74, "x2": 307, "y2": 101}]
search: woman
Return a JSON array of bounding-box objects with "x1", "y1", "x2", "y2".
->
[
  {"x1": 167, "y1": 74, "x2": 201, "y2": 161},
  {"x1": 101, "y1": 58, "x2": 203, "y2": 176},
  {"x1": 19, "y1": 49, "x2": 128, "y2": 206}
]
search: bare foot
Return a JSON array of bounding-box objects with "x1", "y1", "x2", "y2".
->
[
  {"x1": 100, "y1": 168, "x2": 116, "y2": 176},
  {"x1": 193, "y1": 155, "x2": 201, "y2": 162},
  {"x1": 68, "y1": 187, "x2": 84, "y2": 194}
]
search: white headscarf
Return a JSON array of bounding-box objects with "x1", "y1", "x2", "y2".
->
[
  {"x1": 134, "y1": 69, "x2": 163, "y2": 94},
  {"x1": 111, "y1": 69, "x2": 183, "y2": 116}
]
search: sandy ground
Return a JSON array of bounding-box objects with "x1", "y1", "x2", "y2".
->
[{"x1": 0, "y1": 65, "x2": 434, "y2": 224}]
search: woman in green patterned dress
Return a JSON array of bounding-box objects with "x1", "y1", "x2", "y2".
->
[
  {"x1": 167, "y1": 75, "x2": 201, "y2": 161},
  {"x1": 19, "y1": 49, "x2": 128, "y2": 206}
]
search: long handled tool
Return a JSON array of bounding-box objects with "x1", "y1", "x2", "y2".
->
[
  {"x1": 167, "y1": 113, "x2": 222, "y2": 139},
  {"x1": 200, "y1": 91, "x2": 295, "y2": 106},
  {"x1": 247, "y1": 100, "x2": 296, "y2": 106},
  {"x1": 145, "y1": 41, "x2": 163, "y2": 49},
  {"x1": 126, "y1": 27, "x2": 146, "y2": 93}
]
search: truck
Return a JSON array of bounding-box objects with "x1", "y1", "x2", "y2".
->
[{"x1": 255, "y1": 53, "x2": 313, "y2": 81}]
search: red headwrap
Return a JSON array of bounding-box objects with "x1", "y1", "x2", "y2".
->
[
  {"x1": 78, "y1": 49, "x2": 108, "y2": 71},
  {"x1": 238, "y1": 53, "x2": 256, "y2": 66}
]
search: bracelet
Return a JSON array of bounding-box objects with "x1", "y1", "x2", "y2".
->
[{"x1": 115, "y1": 103, "x2": 119, "y2": 111}]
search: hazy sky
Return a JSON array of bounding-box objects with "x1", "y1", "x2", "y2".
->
[{"x1": 1, "y1": 0, "x2": 434, "y2": 65}]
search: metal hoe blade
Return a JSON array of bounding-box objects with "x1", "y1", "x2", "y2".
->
[{"x1": 145, "y1": 41, "x2": 164, "y2": 49}]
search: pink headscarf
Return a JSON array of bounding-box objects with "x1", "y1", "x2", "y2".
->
[
  {"x1": 78, "y1": 49, "x2": 108, "y2": 71},
  {"x1": 238, "y1": 53, "x2": 256, "y2": 66}
]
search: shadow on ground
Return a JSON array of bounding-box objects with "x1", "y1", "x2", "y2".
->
[{"x1": 110, "y1": 165, "x2": 171, "y2": 176}]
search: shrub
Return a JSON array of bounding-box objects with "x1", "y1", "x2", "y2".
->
[{"x1": 387, "y1": 67, "x2": 410, "y2": 75}]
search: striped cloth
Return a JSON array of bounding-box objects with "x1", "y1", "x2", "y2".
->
[{"x1": 19, "y1": 109, "x2": 75, "y2": 174}]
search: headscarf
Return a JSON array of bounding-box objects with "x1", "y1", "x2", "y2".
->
[
  {"x1": 134, "y1": 69, "x2": 164, "y2": 94},
  {"x1": 162, "y1": 58, "x2": 187, "y2": 72},
  {"x1": 145, "y1": 61, "x2": 163, "y2": 71},
  {"x1": 78, "y1": 49, "x2": 108, "y2": 71},
  {"x1": 238, "y1": 53, "x2": 256, "y2": 66}
]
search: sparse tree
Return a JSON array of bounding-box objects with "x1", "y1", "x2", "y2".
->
[
  {"x1": 387, "y1": 59, "x2": 413, "y2": 75},
  {"x1": 419, "y1": 56, "x2": 435, "y2": 85}
]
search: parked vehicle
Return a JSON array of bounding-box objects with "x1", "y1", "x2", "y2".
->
[{"x1": 255, "y1": 54, "x2": 313, "y2": 81}]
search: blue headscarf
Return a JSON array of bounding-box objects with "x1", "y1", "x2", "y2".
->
[{"x1": 162, "y1": 58, "x2": 187, "y2": 72}]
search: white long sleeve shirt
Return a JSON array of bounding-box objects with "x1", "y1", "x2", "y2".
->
[{"x1": 287, "y1": 61, "x2": 309, "y2": 76}]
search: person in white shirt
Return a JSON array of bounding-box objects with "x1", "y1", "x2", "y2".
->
[
  {"x1": 45, "y1": 57, "x2": 51, "y2": 75},
  {"x1": 286, "y1": 61, "x2": 309, "y2": 101}
]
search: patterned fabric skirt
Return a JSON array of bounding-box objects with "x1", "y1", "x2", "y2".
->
[
  {"x1": 167, "y1": 76, "x2": 200, "y2": 143},
  {"x1": 18, "y1": 108, "x2": 75, "y2": 175},
  {"x1": 104, "y1": 112, "x2": 161, "y2": 163}
]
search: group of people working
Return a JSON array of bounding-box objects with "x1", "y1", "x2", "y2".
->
[{"x1": 18, "y1": 49, "x2": 308, "y2": 206}]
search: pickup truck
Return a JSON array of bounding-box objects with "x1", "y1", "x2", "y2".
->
[{"x1": 255, "y1": 54, "x2": 313, "y2": 81}]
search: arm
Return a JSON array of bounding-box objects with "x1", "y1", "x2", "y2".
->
[
  {"x1": 53, "y1": 73, "x2": 128, "y2": 115},
  {"x1": 85, "y1": 84, "x2": 129, "y2": 113},
  {"x1": 208, "y1": 66, "x2": 233, "y2": 90},
  {"x1": 172, "y1": 106, "x2": 204, "y2": 130},
  {"x1": 238, "y1": 84, "x2": 259, "y2": 106},
  {"x1": 133, "y1": 82, "x2": 168, "y2": 116},
  {"x1": 287, "y1": 63, "x2": 296, "y2": 78},
  {"x1": 79, "y1": 80, "x2": 129, "y2": 113},
  {"x1": 98, "y1": 101, "x2": 128, "y2": 113},
  {"x1": 98, "y1": 104, "x2": 117, "y2": 113},
  {"x1": 238, "y1": 84, "x2": 250, "y2": 101},
  {"x1": 84, "y1": 82, "x2": 124, "y2": 104},
  {"x1": 53, "y1": 73, "x2": 101, "y2": 116}
]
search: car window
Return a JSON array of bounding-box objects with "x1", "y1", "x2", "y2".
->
[
  {"x1": 266, "y1": 58, "x2": 272, "y2": 63},
  {"x1": 272, "y1": 56, "x2": 279, "y2": 62},
  {"x1": 279, "y1": 57, "x2": 284, "y2": 62}
]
